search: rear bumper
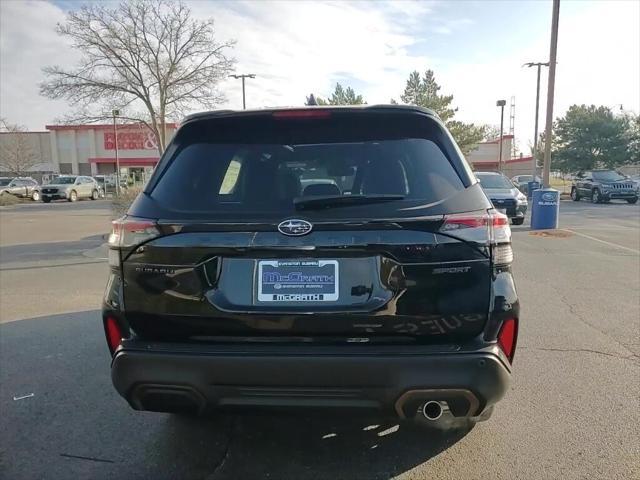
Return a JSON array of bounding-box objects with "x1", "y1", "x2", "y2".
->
[{"x1": 111, "y1": 342, "x2": 511, "y2": 418}]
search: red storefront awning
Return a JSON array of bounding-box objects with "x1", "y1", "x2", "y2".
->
[{"x1": 88, "y1": 157, "x2": 158, "y2": 165}]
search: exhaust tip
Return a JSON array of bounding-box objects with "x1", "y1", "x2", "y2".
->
[{"x1": 422, "y1": 401, "x2": 443, "y2": 420}]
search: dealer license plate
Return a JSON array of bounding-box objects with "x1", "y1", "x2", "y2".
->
[{"x1": 257, "y1": 260, "x2": 339, "y2": 302}]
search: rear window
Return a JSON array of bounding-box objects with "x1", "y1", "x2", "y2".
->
[{"x1": 149, "y1": 113, "x2": 467, "y2": 219}]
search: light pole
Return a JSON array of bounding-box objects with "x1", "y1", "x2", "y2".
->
[
  {"x1": 112, "y1": 109, "x2": 120, "y2": 197},
  {"x1": 496, "y1": 100, "x2": 506, "y2": 172},
  {"x1": 230, "y1": 74, "x2": 256, "y2": 109},
  {"x1": 523, "y1": 61, "x2": 549, "y2": 180},
  {"x1": 542, "y1": 0, "x2": 561, "y2": 188}
]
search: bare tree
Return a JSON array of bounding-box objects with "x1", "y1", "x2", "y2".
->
[
  {"x1": 0, "y1": 119, "x2": 39, "y2": 175},
  {"x1": 40, "y1": 0, "x2": 235, "y2": 153}
]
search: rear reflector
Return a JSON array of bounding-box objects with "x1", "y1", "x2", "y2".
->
[
  {"x1": 272, "y1": 110, "x2": 332, "y2": 119},
  {"x1": 105, "y1": 316, "x2": 123, "y2": 353},
  {"x1": 498, "y1": 318, "x2": 518, "y2": 362}
]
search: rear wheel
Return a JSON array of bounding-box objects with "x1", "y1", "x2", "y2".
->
[
  {"x1": 91, "y1": 189, "x2": 99, "y2": 200},
  {"x1": 591, "y1": 188, "x2": 601, "y2": 204},
  {"x1": 42, "y1": 197, "x2": 51, "y2": 203},
  {"x1": 68, "y1": 190, "x2": 77, "y2": 202},
  {"x1": 511, "y1": 217, "x2": 525, "y2": 225},
  {"x1": 627, "y1": 197, "x2": 638, "y2": 204},
  {"x1": 570, "y1": 187, "x2": 580, "y2": 201},
  {"x1": 31, "y1": 190, "x2": 40, "y2": 202}
]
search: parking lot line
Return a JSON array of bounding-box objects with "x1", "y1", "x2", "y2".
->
[{"x1": 563, "y1": 228, "x2": 640, "y2": 254}]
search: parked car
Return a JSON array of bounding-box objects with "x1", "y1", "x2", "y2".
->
[
  {"x1": 476, "y1": 171, "x2": 528, "y2": 225},
  {"x1": 511, "y1": 174, "x2": 541, "y2": 194},
  {"x1": 93, "y1": 176, "x2": 112, "y2": 197},
  {"x1": 103, "y1": 106, "x2": 519, "y2": 429},
  {"x1": 0, "y1": 177, "x2": 40, "y2": 201},
  {"x1": 571, "y1": 170, "x2": 638, "y2": 204},
  {"x1": 41, "y1": 175, "x2": 101, "y2": 203}
]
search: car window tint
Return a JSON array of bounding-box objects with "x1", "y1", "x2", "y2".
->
[
  {"x1": 477, "y1": 174, "x2": 513, "y2": 189},
  {"x1": 151, "y1": 138, "x2": 464, "y2": 218},
  {"x1": 592, "y1": 171, "x2": 626, "y2": 182}
]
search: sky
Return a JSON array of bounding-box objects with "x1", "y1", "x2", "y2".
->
[{"x1": 1, "y1": 0, "x2": 639, "y2": 152}]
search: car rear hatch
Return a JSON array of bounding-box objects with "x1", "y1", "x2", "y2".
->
[{"x1": 112, "y1": 108, "x2": 500, "y2": 344}]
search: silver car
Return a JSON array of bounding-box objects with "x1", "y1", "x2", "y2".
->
[
  {"x1": 41, "y1": 175, "x2": 101, "y2": 203},
  {"x1": 477, "y1": 171, "x2": 528, "y2": 225},
  {"x1": 0, "y1": 177, "x2": 41, "y2": 201}
]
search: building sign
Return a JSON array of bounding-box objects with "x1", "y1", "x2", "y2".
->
[{"x1": 104, "y1": 130, "x2": 158, "y2": 150}]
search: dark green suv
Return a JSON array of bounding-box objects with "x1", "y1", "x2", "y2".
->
[{"x1": 571, "y1": 170, "x2": 638, "y2": 204}]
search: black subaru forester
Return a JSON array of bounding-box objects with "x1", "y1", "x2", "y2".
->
[{"x1": 103, "y1": 105, "x2": 518, "y2": 428}]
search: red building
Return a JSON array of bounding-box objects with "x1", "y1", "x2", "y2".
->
[{"x1": 45, "y1": 123, "x2": 177, "y2": 177}]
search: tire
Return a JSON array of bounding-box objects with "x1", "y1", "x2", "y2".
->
[
  {"x1": 591, "y1": 188, "x2": 601, "y2": 204},
  {"x1": 627, "y1": 197, "x2": 638, "y2": 204},
  {"x1": 68, "y1": 190, "x2": 77, "y2": 202},
  {"x1": 43, "y1": 197, "x2": 51, "y2": 203},
  {"x1": 512, "y1": 217, "x2": 525, "y2": 225},
  {"x1": 31, "y1": 190, "x2": 40, "y2": 202},
  {"x1": 571, "y1": 187, "x2": 580, "y2": 201},
  {"x1": 91, "y1": 189, "x2": 99, "y2": 200}
]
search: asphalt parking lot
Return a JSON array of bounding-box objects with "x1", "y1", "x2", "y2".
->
[{"x1": 1, "y1": 199, "x2": 638, "y2": 479}]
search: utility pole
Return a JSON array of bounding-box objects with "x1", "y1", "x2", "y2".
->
[
  {"x1": 497, "y1": 100, "x2": 506, "y2": 172},
  {"x1": 542, "y1": 0, "x2": 560, "y2": 188},
  {"x1": 112, "y1": 109, "x2": 120, "y2": 197},
  {"x1": 230, "y1": 74, "x2": 256, "y2": 109},
  {"x1": 524, "y1": 61, "x2": 550, "y2": 180}
]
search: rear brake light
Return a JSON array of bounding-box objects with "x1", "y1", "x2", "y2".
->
[
  {"x1": 440, "y1": 210, "x2": 512, "y2": 265},
  {"x1": 272, "y1": 110, "x2": 332, "y2": 119},
  {"x1": 497, "y1": 318, "x2": 518, "y2": 362},
  {"x1": 108, "y1": 216, "x2": 160, "y2": 248},
  {"x1": 105, "y1": 316, "x2": 123, "y2": 353},
  {"x1": 440, "y1": 214, "x2": 488, "y2": 230}
]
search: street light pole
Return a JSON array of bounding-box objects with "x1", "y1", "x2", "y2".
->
[
  {"x1": 542, "y1": 0, "x2": 561, "y2": 188},
  {"x1": 112, "y1": 109, "x2": 120, "y2": 197},
  {"x1": 497, "y1": 100, "x2": 506, "y2": 172},
  {"x1": 230, "y1": 74, "x2": 256, "y2": 109},
  {"x1": 523, "y1": 62, "x2": 550, "y2": 180}
]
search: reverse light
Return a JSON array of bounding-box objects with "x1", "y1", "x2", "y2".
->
[
  {"x1": 497, "y1": 318, "x2": 518, "y2": 363},
  {"x1": 105, "y1": 316, "x2": 123, "y2": 354},
  {"x1": 493, "y1": 244, "x2": 514, "y2": 265}
]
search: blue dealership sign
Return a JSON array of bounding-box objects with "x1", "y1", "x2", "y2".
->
[{"x1": 530, "y1": 188, "x2": 560, "y2": 230}]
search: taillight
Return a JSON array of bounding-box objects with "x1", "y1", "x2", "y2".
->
[
  {"x1": 108, "y1": 216, "x2": 160, "y2": 248},
  {"x1": 440, "y1": 210, "x2": 512, "y2": 265},
  {"x1": 105, "y1": 316, "x2": 123, "y2": 354},
  {"x1": 272, "y1": 109, "x2": 332, "y2": 119},
  {"x1": 497, "y1": 318, "x2": 518, "y2": 363}
]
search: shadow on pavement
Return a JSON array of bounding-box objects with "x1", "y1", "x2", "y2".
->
[{"x1": 1, "y1": 311, "x2": 469, "y2": 480}]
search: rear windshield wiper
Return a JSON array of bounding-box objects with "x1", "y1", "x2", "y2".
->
[{"x1": 294, "y1": 194, "x2": 405, "y2": 210}]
